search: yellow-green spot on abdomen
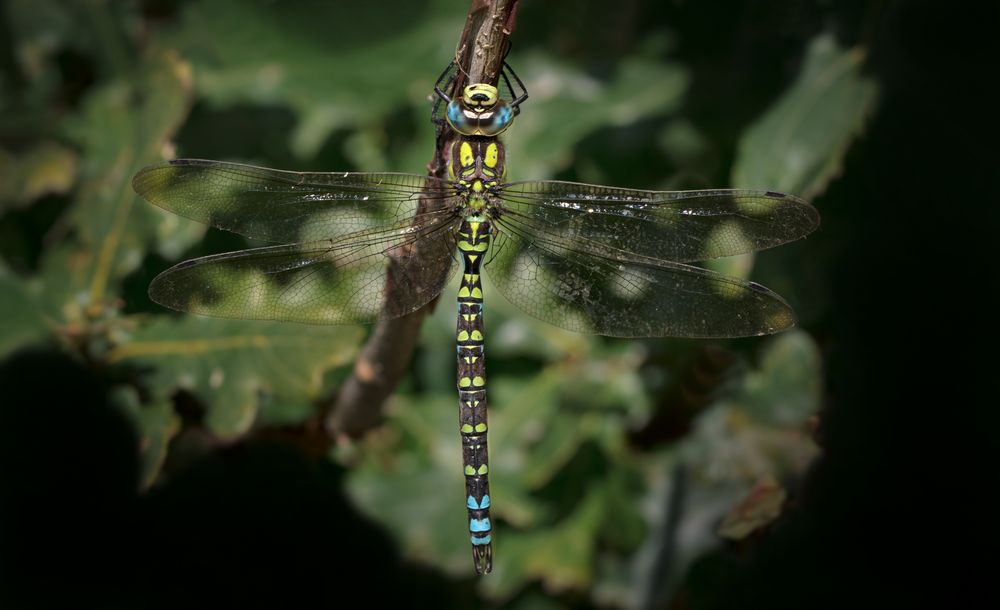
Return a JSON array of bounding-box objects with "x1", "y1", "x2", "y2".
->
[
  {"x1": 458, "y1": 242, "x2": 488, "y2": 252},
  {"x1": 458, "y1": 330, "x2": 470, "y2": 341},
  {"x1": 461, "y1": 423, "x2": 474, "y2": 433},
  {"x1": 472, "y1": 376, "x2": 484, "y2": 387},
  {"x1": 464, "y1": 464, "x2": 488, "y2": 476},
  {"x1": 460, "y1": 377, "x2": 472, "y2": 388},
  {"x1": 471, "y1": 330, "x2": 483, "y2": 341},
  {"x1": 475, "y1": 422, "x2": 487, "y2": 432}
]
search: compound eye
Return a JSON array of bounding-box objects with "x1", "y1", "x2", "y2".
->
[
  {"x1": 477, "y1": 101, "x2": 514, "y2": 136},
  {"x1": 446, "y1": 100, "x2": 477, "y2": 135}
]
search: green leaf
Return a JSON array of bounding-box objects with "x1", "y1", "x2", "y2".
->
[
  {"x1": 345, "y1": 343, "x2": 649, "y2": 584},
  {"x1": 731, "y1": 33, "x2": 879, "y2": 199},
  {"x1": 344, "y1": 393, "x2": 474, "y2": 572},
  {"x1": 45, "y1": 49, "x2": 198, "y2": 322},
  {"x1": 738, "y1": 329, "x2": 822, "y2": 425},
  {"x1": 0, "y1": 142, "x2": 77, "y2": 212},
  {"x1": 110, "y1": 385, "x2": 180, "y2": 489},
  {"x1": 163, "y1": 0, "x2": 462, "y2": 159},
  {"x1": 109, "y1": 316, "x2": 361, "y2": 438},
  {"x1": 0, "y1": 264, "x2": 54, "y2": 358},
  {"x1": 506, "y1": 53, "x2": 689, "y2": 181},
  {"x1": 484, "y1": 483, "x2": 607, "y2": 598},
  {"x1": 640, "y1": 331, "x2": 822, "y2": 594},
  {"x1": 680, "y1": 333, "x2": 822, "y2": 482},
  {"x1": 598, "y1": 469, "x2": 647, "y2": 550}
]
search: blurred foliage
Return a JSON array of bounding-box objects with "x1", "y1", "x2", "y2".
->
[
  {"x1": 731, "y1": 33, "x2": 879, "y2": 199},
  {"x1": 0, "y1": 0, "x2": 880, "y2": 607}
]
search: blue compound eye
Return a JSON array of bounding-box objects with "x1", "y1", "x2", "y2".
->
[
  {"x1": 446, "y1": 100, "x2": 476, "y2": 134},
  {"x1": 477, "y1": 102, "x2": 514, "y2": 136},
  {"x1": 446, "y1": 98, "x2": 515, "y2": 136}
]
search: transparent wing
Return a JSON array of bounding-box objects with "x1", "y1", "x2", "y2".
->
[
  {"x1": 149, "y1": 210, "x2": 460, "y2": 325},
  {"x1": 485, "y1": 213, "x2": 796, "y2": 338},
  {"x1": 133, "y1": 159, "x2": 455, "y2": 244},
  {"x1": 498, "y1": 181, "x2": 819, "y2": 263}
]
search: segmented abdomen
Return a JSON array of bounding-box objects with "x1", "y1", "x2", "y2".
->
[{"x1": 456, "y1": 216, "x2": 492, "y2": 574}]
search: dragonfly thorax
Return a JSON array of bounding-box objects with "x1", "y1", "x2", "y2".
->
[{"x1": 450, "y1": 138, "x2": 506, "y2": 217}]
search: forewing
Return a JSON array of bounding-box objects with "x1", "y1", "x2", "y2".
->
[
  {"x1": 498, "y1": 181, "x2": 819, "y2": 263},
  {"x1": 133, "y1": 159, "x2": 455, "y2": 244},
  {"x1": 484, "y1": 215, "x2": 796, "y2": 338},
  {"x1": 150, "y1": 211, "x2": 460, "y2": 325}
]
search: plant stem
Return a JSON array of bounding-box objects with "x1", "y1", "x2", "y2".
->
[{"x1": 325, "y1": 0, "x2": 520, "y2": 439}]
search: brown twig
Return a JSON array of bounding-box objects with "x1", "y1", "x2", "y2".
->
[{"x1": 325, "y1": 0, "x2": 520, "y2": 439}]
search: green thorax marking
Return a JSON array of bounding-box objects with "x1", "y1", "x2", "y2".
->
[{"x1": 449, "y1": 138, "x2": 506, "y2": 214}]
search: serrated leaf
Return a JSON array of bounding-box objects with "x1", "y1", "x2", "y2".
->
[
  {"x1": 732, "y1": 33, "x2": 879, "y2": 199},
  {"x1": 108, "y1": 316, "x2": 361, "y2": 438}
]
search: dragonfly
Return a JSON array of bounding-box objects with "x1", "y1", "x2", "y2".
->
[{"x1": 132, "y1": 61, "x2": 819, "y2": 575}]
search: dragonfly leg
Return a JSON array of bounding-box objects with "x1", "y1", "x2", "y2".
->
[
  {"x1": 433, "y1": 61, "x2": 456, "y2": 104},
  {"x1": 501, "y1": 60, "x2": 529, "y2": 112}
]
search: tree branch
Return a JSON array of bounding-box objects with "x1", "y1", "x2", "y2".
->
[{"x1": 325, "y1": 0, "x2": 520, "y2": 439}]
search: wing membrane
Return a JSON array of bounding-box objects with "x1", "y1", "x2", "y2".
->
[
  {"x1": 485, "y1": 213, "x2": 796, "y2": 338},
  {"x1": 150, "y1": 211, "x2": 459, "y2": 324},
  {"x1": 498, "y1": 181, "x2": 819, "y2": 263},
  {"x1": 133, "y1": 159, "x2": 456, "y2": 244}
]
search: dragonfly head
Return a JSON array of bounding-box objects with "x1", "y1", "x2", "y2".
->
[
  {"x1": 446, "y1": 83, "x2": 515, "y2": 137},
  {"x1": 463, "y1": 83, "x2": 499, "y2": 108}
]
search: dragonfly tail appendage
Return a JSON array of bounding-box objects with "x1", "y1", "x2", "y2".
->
[{"x1": 472, "y1": 540, "x2": 493, "y2": 575}]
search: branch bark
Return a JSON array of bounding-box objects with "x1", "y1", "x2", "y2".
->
[{"x1": 325, "y1": 0, "x2": 520, "y2": 439}]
